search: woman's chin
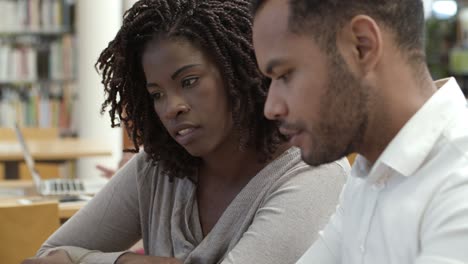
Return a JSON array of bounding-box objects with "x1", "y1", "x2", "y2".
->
[{"x1": 183, "y1": 147, "x2": 204, "y2": 158}]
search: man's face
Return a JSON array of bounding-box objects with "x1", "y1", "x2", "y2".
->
[{"x1": 253, "y1": 0, "x2": 370, "y2": 166}]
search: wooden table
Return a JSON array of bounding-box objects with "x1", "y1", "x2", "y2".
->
[
  {"x1": 0, "y1": 180, "x2": 87, "y2": 221},
  {"x1": 0, "y1": 183, "x2": 88, "y2": 264},
  {"x1": 0, "y1": 196, "x2": 86, "y2": 221},
  {"x1": 0, "y1": 138, "x2": 112, "y2": 179}
]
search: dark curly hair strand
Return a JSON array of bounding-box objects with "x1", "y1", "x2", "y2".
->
[{"x1": 96, "y1": 0, "x2": 285, "y2": 180}]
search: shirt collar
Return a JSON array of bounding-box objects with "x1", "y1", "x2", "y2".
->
[{"x1": 368, "y1": 77, "x2": 466, "y2": 179}]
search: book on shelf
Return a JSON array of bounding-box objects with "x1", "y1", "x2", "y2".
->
[
  {"x1": 0, "y1": 0, "x2": 76, "y2": 133},
  {"x1": 0, "y1": 34, "x2": 75, "y2": 82},
  {"x1": 0, "y1": 0, "x2": 71, "y2": 33},
  {"x1": 0, "y1": 83, "x2": 76, "y2": 131}
]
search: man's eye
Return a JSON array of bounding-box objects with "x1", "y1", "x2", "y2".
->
[
  {"x1": 182, "y1": 77, "x2": 199, "y2": 88},
  {"x1": 277, "y1": 71, "x2": 292, "y2": 82}
]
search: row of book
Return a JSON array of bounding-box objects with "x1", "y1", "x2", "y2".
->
[
  {"x1": 0, "y1": 83, "x2": 75, "y2": 130},
  {"x1": 0, "y1": 35, "x2": 75, "y2": 82},
  {"x1": 0, "y1": 0, "x2": 71, "y2": 32}
]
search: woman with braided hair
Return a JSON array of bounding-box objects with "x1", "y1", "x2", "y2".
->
[{"x1": 22, "y1": 0, "x2": 348, "y2": 263}]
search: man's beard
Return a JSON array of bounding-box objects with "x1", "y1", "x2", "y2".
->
[{"x1": 301, "y1": 51, "x2": 369, "y2": 166}]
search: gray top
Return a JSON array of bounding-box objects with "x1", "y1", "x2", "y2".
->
[{"x1": 38, "y1": 147, "x2": 349, "y2": 264}]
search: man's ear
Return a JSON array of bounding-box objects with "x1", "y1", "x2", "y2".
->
[{"x1": 337, "y1": 15, "x2": 383, "y2": 75}]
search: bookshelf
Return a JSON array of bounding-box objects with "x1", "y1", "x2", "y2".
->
[
  {"x1": 0, "y1": 0, "x2": 76, "y2": 180},
  {"x1": 0, "y1": 0, "x2": 76, "y2": 132},
  {"x1": 1, "y1": 0, "x2": 126, "y2": 180}
]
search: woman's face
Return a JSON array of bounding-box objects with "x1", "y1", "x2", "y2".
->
[{"x1": 142, "y1": 38, "x2": 234, "y2": 158}]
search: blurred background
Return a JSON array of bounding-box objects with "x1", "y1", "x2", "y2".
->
[
  {"x1": 424, "y1": 0, "x2": 468, "y2": 96},
  {"x1": 0, "y1": 0, "x2": 138, "y2": 181},
  {"x1": 0, "y1": 0, "x2": 466, "y2": 182}
]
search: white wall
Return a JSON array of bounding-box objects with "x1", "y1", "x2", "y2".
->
[
  {"x1": 124, "y1": 0, "x2": 139, "y2": 11},
  {"x1": 424, "y1": 0, "x2": 433, "y2": 19},
  {"x1": 75, "y1": 0, "x2": 123, "y2": 180}
]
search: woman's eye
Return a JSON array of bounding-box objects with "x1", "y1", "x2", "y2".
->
[
  {"x1": 182, "y1": 77, "x2": 199, "y2": 88},
  {"x1": 151, "y1": 92, "x2": 164, "y2": 101}
]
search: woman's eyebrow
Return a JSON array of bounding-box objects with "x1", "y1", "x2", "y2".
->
[{"x1": 171, "y1": 64, "x2": 202, "y2": 80}]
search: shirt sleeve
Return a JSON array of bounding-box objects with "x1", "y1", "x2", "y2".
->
[
  {"x1": 36, "y1": 153, "x2": 145, "y2": 264},
  {"x1": 220, "y1": 160, "x2": 348, "y2": 264},
  {"x1": 416, "y1": 172, "x2": 468, "y2": 264}
]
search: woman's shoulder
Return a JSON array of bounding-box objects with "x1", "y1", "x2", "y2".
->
[
  {"x1": 128, "y1": 151, "x2": 193, "y2": 193},
  {"x1": 271, "y1": 148, "x2": 349, "y2": 191},
  {"x1": 290, "y1": 155, "x2": 350, "y2": 180}
]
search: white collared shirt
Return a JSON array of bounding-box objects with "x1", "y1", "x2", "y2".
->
[{"x1": 297, "y1": 78, "x2": 468, "y2": 264}]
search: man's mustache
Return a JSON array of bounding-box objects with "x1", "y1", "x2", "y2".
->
[{"x1": 275, "y1": 120, "x2": 303, "y2": 131}]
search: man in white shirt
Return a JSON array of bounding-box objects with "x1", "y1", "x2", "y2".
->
[{"x1": 252, "y1": 0, "x2": 468, "y2": 264}]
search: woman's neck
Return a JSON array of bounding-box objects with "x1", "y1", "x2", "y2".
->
[{"x1": 199, "y1": 142, "x2": 289, "y2": 186}]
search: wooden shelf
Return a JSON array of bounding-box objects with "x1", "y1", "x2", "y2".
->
[
  {"x1": 0, "y1": 28, "x2": 71, "y2": 37},
  {"x1": 0, "y1": 79, "x2": 75, "y2": 85}
]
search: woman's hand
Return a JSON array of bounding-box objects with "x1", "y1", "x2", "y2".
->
[
  {"x1": 21, "y1": 250, "x2": 73, "y2": 264},
  {"x1": 116, "y1": 252, "x2": 183, "y2": 264}
]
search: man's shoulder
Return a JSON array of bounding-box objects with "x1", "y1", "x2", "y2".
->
[{"x1": 439, "y1": 108, "x2": 468, "y2": 164}]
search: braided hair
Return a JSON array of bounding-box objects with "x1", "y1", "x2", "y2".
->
[{"x1": 96, "y1": 0, "x2": 285, "y2": 180}]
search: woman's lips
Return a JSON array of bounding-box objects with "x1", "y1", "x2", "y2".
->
[{"x1": 174, "y1": 127, "x2": 200, "y2": 146}]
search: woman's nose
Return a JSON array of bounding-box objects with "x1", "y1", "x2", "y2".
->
[{"x1": 163, "y1": 96, "x2": 190, "y2": 120}]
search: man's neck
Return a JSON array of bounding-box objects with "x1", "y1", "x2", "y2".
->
[{"x1": 359, "y1": 66, "x2": 436, "y2": 164}]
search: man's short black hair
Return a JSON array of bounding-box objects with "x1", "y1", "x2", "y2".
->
[{"x1": 253, "y1": 0, "x2": 426, "y2": 63}]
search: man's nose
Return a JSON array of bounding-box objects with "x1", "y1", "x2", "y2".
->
[{"x1": 264, "y1": 83, "x2": 288, "y2": 120}]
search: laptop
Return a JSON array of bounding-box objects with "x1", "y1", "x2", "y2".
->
[{"x1": 14, "y1": 124, "x2": 107, "y2": 198}]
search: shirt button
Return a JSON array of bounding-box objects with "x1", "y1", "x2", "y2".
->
[{"x1": 360, "y1": 245, "x2": 366, "y2": 253}]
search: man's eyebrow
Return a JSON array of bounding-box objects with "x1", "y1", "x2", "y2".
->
[
  {"x1": 265, "y1": 59, "x2": 286, "y2": 75},
  {"x1": 171, "y1": 64, "x2": 201, "y2": 80}
]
